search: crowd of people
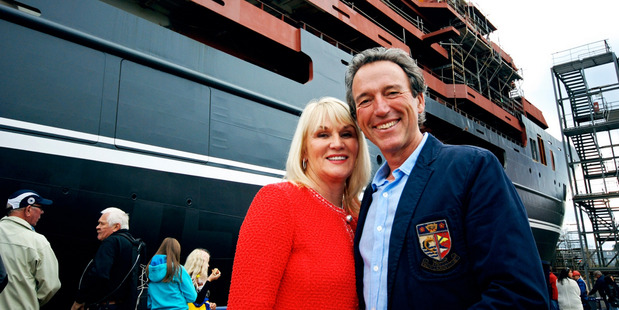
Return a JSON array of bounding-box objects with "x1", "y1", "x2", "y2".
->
[
  {"x1": 549, "y1": 267, "x2": 619, "y2": 310},
  {"x1": 1, "y1": 47, "x2": 610, "y2": 309},
  {"x1": 0, "y1": 194, "x2": 220, "y2": 310}
]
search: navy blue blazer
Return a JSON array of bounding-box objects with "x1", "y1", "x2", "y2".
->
[{"x1": 354, "y1": 134, "x2": 549, "y2": 309}]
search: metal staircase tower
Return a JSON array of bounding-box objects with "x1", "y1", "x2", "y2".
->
[{"x1": 552, "y1": 40, "x2": 619, "y2": 271}]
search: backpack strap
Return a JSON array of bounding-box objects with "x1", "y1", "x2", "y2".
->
[{"x1": 94, "y1": 232, "x2": 144, "y2": 305}]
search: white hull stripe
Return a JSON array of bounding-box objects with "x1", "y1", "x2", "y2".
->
[
  {"x1": 0, "y1": 118, "x2": 563, "y2": 232},
  {"x1": 0, "y1": 117, "x2": 102, "y2": 143},
  {"x1": 529, "y1": 218, "x2": 562, "y2": 234},
  {"x1": 0, "y1": 117, "x2": 285, "y2": 177},
  {"x1": 0, "y1": 129, "x2": 283, "y2": 187},
  {"x1": 113, "y1": 138, "x2": 286, "y2": 176}
]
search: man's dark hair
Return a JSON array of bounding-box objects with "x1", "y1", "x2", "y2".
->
[{"x1": 344, "y1": 47, "x2": 427, "y2": 121}]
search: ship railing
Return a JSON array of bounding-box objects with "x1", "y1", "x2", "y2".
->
[
  {"x1": 379, "y1": 0, "x2": 431, "y2": 34},
  {"x1": 419, "y1": 63, "x2": 442, "y2": 79},
  {"x1": 442, "y1": 0, "x2": 496, "y2": 40},
  {"x1": 428, "y1": 92, "x2": 521, "y2": 146},
  {"x1": 300, "y1": 22, "x2": 356, "y2": 55},
  {"x1": 249, "y1": 0, "x2": 358, "y2": 55},
  {"x1": 436, "y1": 0, "x2": 468, "y2": 21},
  {"x1": 562, "y1": 98, "x2": 619, "y2": 128},
  {"x1": 250, "y1": 0, "x2": 299, "y2": 26},
  {"x1": 347, "y1": 7, "x2": 407, "y2": 43},
  {"x1": 552, "y1": 39, "x2": 612, "y2": 66},
  {"x1": 426, "y1": 42, "x2": 525, "y2": 120},
  {"x1": 420, "y1": 64, "x2": 522, "y2": 146},
  {"x1": 486, "y1": 85, "x2": 522, "y2": 117},
  {"x1": 462, "y1": 1, "x2": 493, "y2": 36}
]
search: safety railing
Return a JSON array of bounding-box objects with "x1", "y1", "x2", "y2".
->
[{"x1": 552, "y1": 40, "x2": 611, "y2": 66}]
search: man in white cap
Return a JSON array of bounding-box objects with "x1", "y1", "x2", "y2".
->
[{"x1": 0, "y1": 189, "x2": 61, "y2": 310}]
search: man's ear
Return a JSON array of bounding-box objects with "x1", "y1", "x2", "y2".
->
[
  {"x1": 417, "y1": 92, "x2": 425, "y2": 113},
  {"x1": 112, "y1": 223, "x2": 121, "y2": 232}
]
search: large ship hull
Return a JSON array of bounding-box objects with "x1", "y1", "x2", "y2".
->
[{"x1": 0, "y1": 0, "x2": 566, "y2": 307}]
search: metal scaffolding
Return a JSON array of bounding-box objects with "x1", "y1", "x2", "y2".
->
[
  {"x1": 555, "y1": 229, "x2": 588, "y2": 269},
  {"x1": 552, "y1": 40, "x2": 619, "y2": 273}
]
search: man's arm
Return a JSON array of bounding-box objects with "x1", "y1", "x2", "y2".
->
[
  {"x1": 465, "y1": 152, "x2": 549, "y2": 308},
  {"x1": 74, "y1": 238, "x2": 117, "y2": 304},
  {"x1": 0, "y1": 254, "x2": 7, "y2": 293},
  {"x1": 589, "y1": 279, "x2": 601, "y2": 295},
  {"x1": 35, "y1": 243, "x2": 61, "y2": 306}
]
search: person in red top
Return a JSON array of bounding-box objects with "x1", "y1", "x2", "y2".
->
[
  {"x1": 228, "y1": 97, "x2": 371, "y2": 309},
  {"x1": 550, "y1": 267, "x2": 560, "y2": 310}
]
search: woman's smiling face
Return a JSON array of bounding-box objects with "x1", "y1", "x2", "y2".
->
[{"x1": 304, "y1": 118, "x2": 359, "y2": 188}]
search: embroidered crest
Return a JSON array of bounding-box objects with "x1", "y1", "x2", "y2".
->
[{"x1": 417, "y1": 220, "x2": 451, "y2": 261}]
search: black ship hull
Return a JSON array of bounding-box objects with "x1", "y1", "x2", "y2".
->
[{"x1": 0, "y1": 0, "x2": 566, "y2": 307}]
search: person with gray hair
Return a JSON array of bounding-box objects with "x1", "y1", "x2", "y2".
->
[
  {"x1": 0, "y1": 190, "x2": 60, "y2": 309},
  {"x1": 99, "y1": 207, "x2": 130, "y2": 238},
  {"x1": 72, "y1": 207, "x2": 139, "y2": 310},
  {"x1": 589, "y1": 270, "x2": 611, "y2": 309},
  {"x1": 345, "y1": 47, "x2": 548, "y2": 309}
]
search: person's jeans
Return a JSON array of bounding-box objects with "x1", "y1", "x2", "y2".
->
[{"x1": 550, "y1": 299, "x2": 559, "y2": 310}]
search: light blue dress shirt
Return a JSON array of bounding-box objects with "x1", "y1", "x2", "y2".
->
[{"x1": 360, "y1": 133, "x2": 428, "y2": 310}]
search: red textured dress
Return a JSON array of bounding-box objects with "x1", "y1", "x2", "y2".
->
[{"x1": 227, "y1": 181, "x2": 358, "y2": 309}]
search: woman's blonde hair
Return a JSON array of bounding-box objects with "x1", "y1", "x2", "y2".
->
[
  {"x1": 184, "y1": 248, "x2": 210, "y2": 289},
  {"x1": 285, "y1": 97, "x2": 371, "y2": 215}
]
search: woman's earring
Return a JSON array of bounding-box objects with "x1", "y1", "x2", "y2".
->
[{"x1": 302, "y1": 158, "x2": 307, "y2": 170}]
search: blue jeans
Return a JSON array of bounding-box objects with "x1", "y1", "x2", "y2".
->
[{"x1": 550, "y1": 299, "x2": 559, "y2": 310}]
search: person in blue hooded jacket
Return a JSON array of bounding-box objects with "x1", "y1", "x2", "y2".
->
[{"x1": 147, "y1": 237, "x2": 197, "y2": 310}]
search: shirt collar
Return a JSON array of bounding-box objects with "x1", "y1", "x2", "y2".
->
[
  {"x1": 371, "y1": 133, "x2": 428, "y2": 189},
  {"x1": 2, "y1": 216, "x2": 36, "y2": 231}
]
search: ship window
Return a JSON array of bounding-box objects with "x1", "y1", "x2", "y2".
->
[
  {"x1": 537, "y1": 136, "x2": 547, "y2": 165},
  {"x1": 530, "y1": 138, "x2": 539, "y2": 162}
]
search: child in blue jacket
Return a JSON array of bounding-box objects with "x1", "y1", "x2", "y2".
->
[{"x1": 147, "y1": 237, "x2": 197, "y2": 309}]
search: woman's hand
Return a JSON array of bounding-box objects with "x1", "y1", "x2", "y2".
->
[{"x1": 208, "y1": 268, "x2": 221, "y2": 282}]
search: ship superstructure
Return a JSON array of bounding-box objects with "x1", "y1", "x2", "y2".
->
[
  {"x1": 0, "y1": 0, "x2": 566, "y2": 307},
  {"x1": 131, "y1": 0, "x2": 548, "y2": 142}
]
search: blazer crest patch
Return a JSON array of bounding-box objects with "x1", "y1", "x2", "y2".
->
[
  {"x1": 417, "y1": 220, "x2": 451, "y2": 261},
  {"x1": 417, "y1": 219, "x2": 461, "y2": 272}
]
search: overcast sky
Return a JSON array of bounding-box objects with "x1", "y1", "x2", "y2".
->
[{"x1": 468, "y1": 0, "x2": 619, "y2": 233}]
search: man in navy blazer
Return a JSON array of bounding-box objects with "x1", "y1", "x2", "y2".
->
[{"x1": 344, "y1": 47, "x2": 549, "y2": 309}]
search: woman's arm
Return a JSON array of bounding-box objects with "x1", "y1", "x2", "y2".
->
[{"x1": 227, "y1": 184, "x2": 295, "y2": 309}]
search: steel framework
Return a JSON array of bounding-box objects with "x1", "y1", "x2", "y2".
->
[{"x1": 552, "y1": 40, "x2": 619, "y2": 274}]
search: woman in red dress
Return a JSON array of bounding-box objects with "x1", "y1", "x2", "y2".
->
[{"x1": 228, "y1": 97, "x2": 371, "y2": 309}]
